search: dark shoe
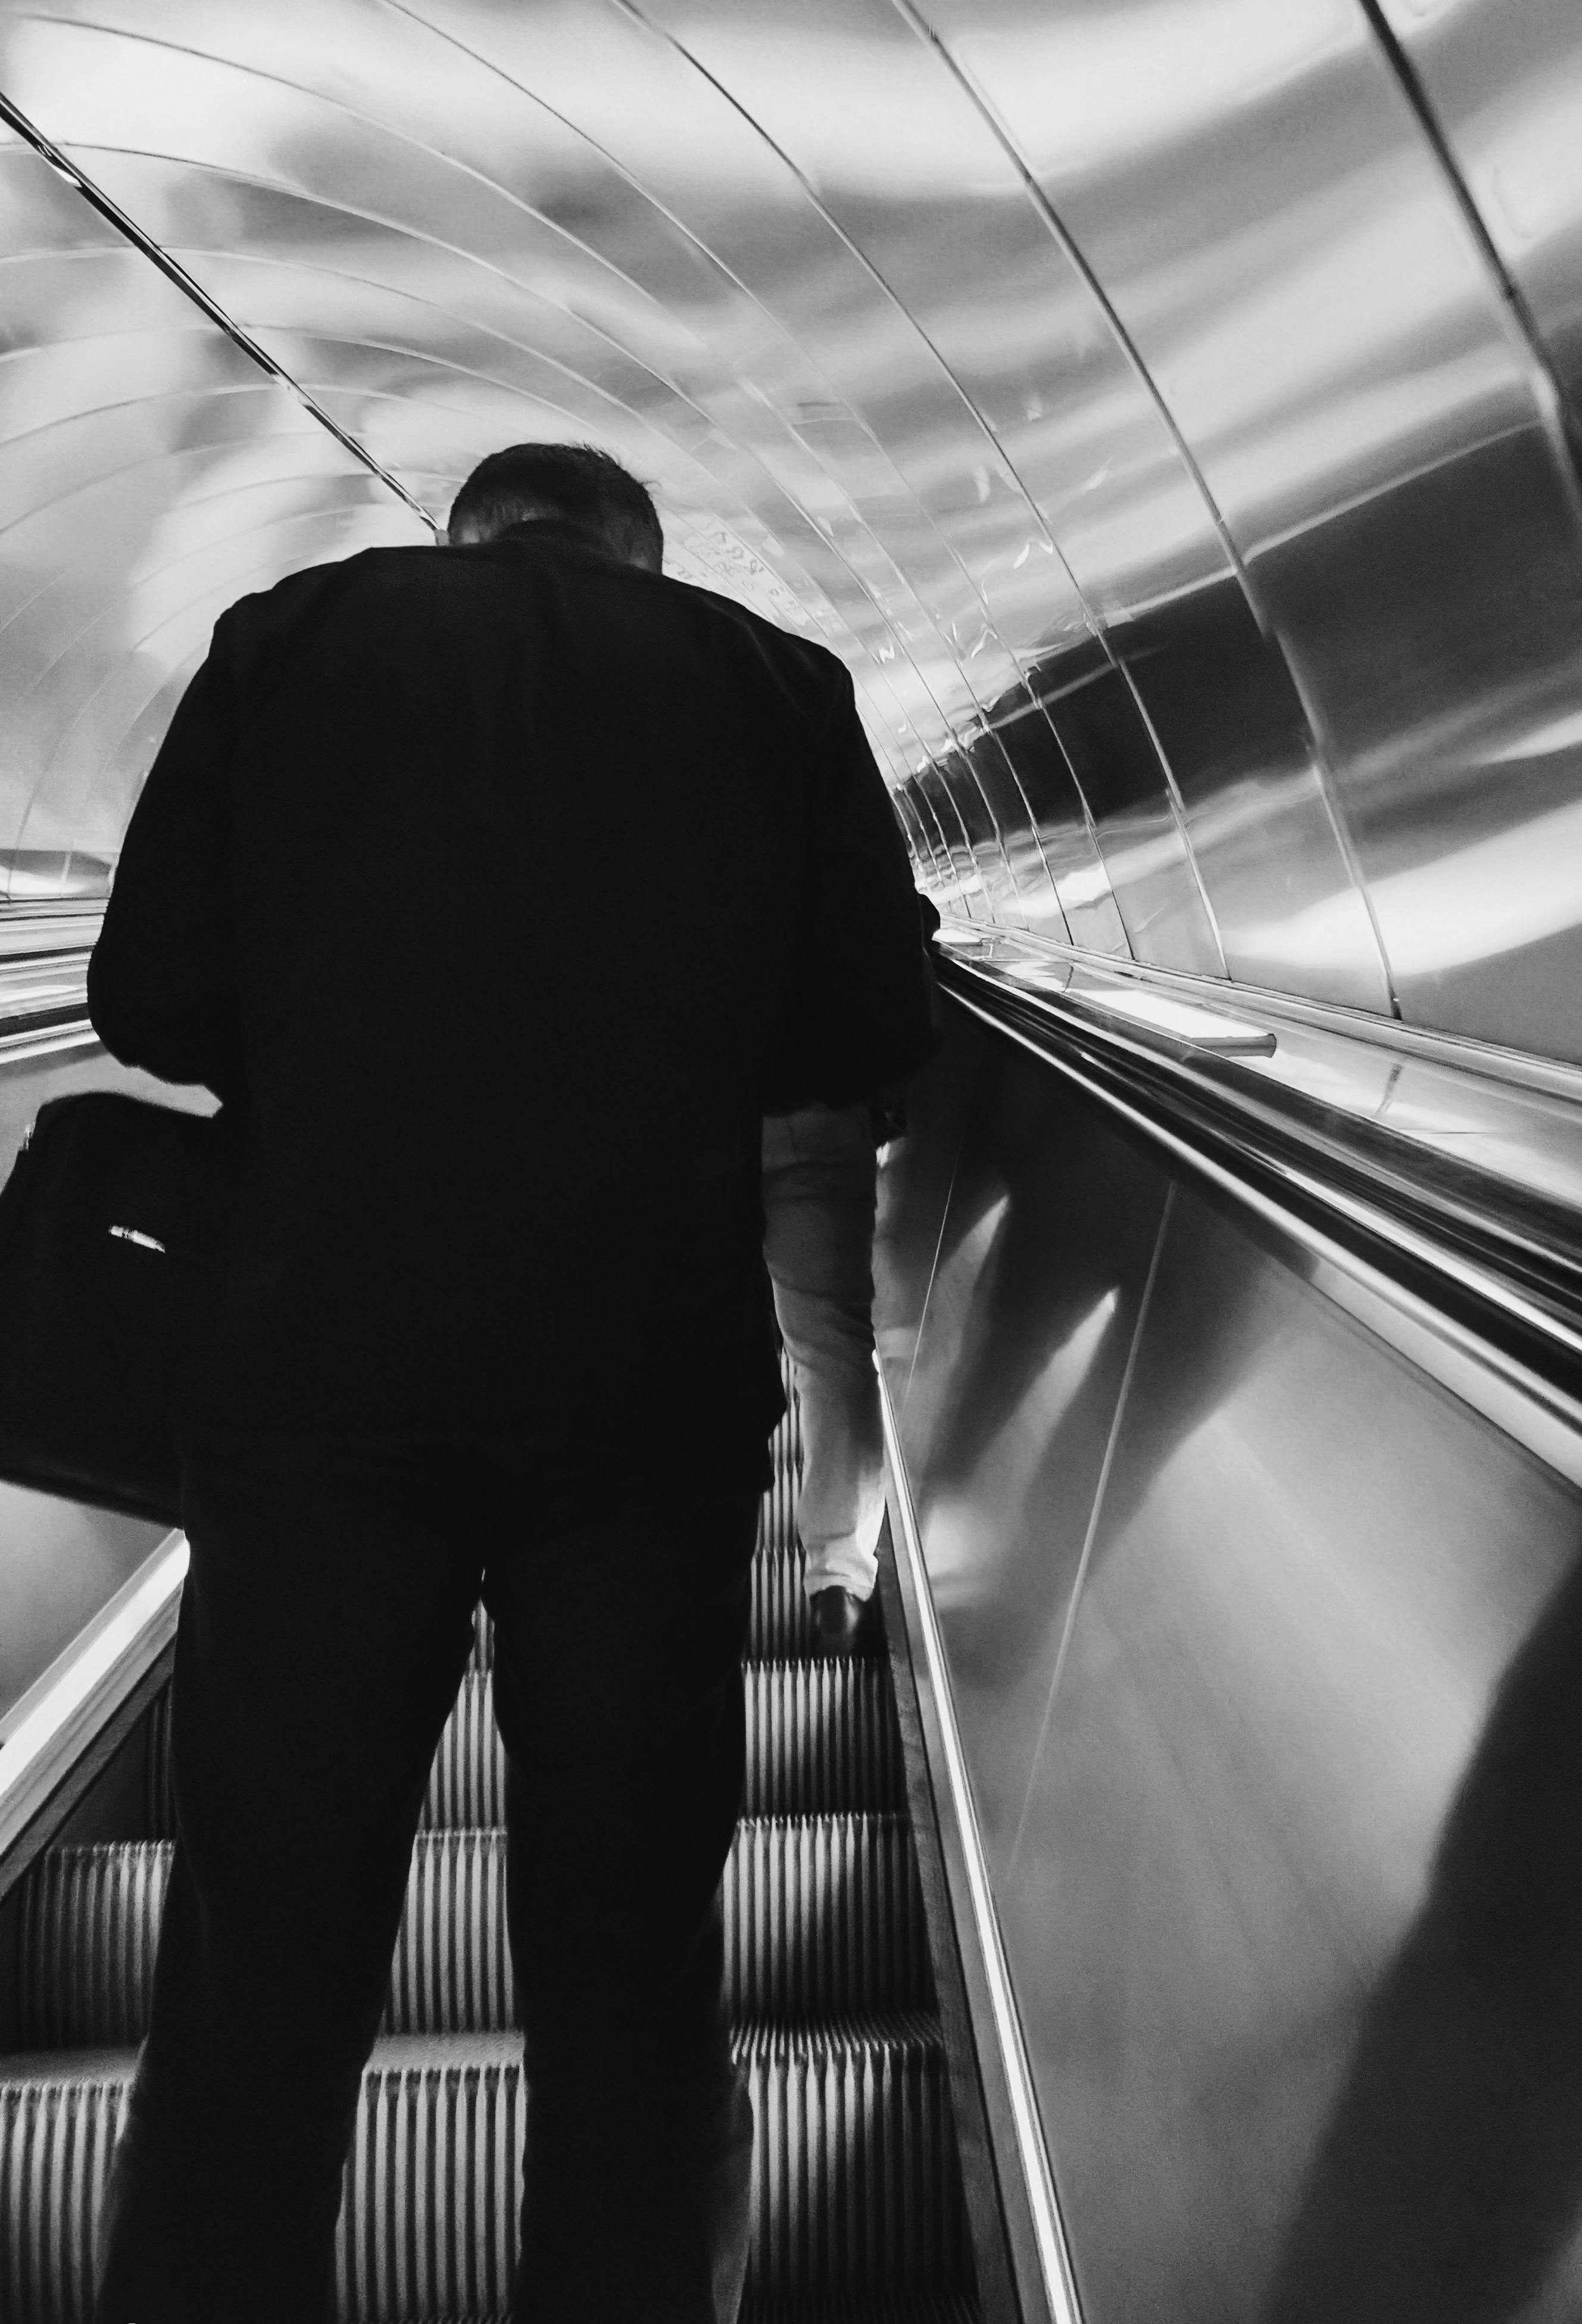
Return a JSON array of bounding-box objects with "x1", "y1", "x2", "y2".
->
[{"x1": 809, "y1": 1585, "x2": 875, "y2": 1656}]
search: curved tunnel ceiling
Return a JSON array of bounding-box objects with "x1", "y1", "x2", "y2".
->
[{"x1": 1, "y1": 0, "x2": 1581, "y2": 1063}]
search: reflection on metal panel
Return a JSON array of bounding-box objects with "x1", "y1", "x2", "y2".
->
[
  {"x1": 897, "y1": 780, "x2": 950, "y2": 894},
  {"x1": 918, "y1": 766, "x2": 985, "y2": 918},
  {"x1": 1044, "y1": 665, "x2": 1224, "y2": 975},
  {"x1": 1375, "y1": 0, "x2": 1582, "y2": 442},
  {"x1": 989, "y1": 690, "x2": 1131, "y2": 958},
  {"x1": 1119, "y1": 581, "x2": 1390, "y2": 1010},
  {"x1": 0, "y1": 1, "x2": 943, "y2": 775},
  {"x1": 1013, "y1": 1181, "x2": 1582, "y2": 2322},
  {"x1": 0, "y1": 0, "x2": 1580, "y2": 1065},
  {"x1": 0, "y1": 129, "x2": 422, "y2": 881},
  {"x1": 882, "y1": 1006, "x2": 1582, "y2": 2320},
  {"x1": 882, "y1": 1022, "x2": 1171, "y2": 1883},
  {"x1": 931, "y1": 0, "x2": 1582, "y2": 1060},
  {"x1": 934, "y1": 746, "x2": 1023, "y2": 926},
  {"x1": 663, "y1": 0, "x2": 1393, "y2": 1008},
  {"x1": 965, "y1": 738, "x2": 1069, "y2": 943}
]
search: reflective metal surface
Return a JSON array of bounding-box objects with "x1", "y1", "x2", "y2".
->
[
  {"x1": 2, "y1": 14, "x2": 1580, "y2": 2300},
  {"x1": 941, "y1": 920, "x2": 1582, "y2": 1269},
  {"x1": 931, "y1": 0, "x2": 1582, "y2": 1058},
  {"x1": 0, "y1": 1531, "x2": 183, "y2": 1858},
  {"x1": 0, "y1": 115, "x2": 423, "y2": 895},
  {"x1": 0, "y1": 1, "x2": 1578, "y2": 1062},
  {"x1": 881, "y1": 1001, "x2": 1582, "y2": 2322},
  {"x1": 1376, "y1": 0, "x2": 1582, "y2": 442}
]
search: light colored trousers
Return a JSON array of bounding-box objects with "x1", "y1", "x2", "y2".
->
[{"x1": 761, "y1": 1102, "x2": 884, "y2": 1602}]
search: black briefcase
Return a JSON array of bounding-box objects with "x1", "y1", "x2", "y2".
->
[{"x1": 0, "y1": 1092, "x2": 236, "y2": 1525}]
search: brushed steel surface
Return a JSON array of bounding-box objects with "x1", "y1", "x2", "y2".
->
[
  {"x1": 883, "y1": 1021, "x2": 1171, "y2": 1883},
  {"x1": 927, "y1": 0, "x2": 1582, "y2": 1060},
  {"x1": 942, "y1": 920, "x2": 1582, "y2": 1231},
  {"x1": 1376, "y1": 0, "x2": 1582, "y2": 441},
  {"x1": 881, "y1": 1382, "x2": 1080, "y2": 2324},
  {"x1": 1008, "y1": 1186, "x2": 1582, "y2": 2322},
  {"x1": 882, "y1": 1009, "x2": 1582, "y2": 2320},
  {"x1": 2, "y1": 0, "x2": 1580, "y2": 1070},
  {"x1": 0, "y1": 118, "x2": 423, "y2": 893}
]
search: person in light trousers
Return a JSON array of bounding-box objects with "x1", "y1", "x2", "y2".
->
[{"x1": 762, "y1": 1100, "x2": 886, "y2": 1650}]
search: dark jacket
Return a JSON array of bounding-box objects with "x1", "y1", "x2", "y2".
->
[{"x1": 88, "y1": 521, "x2": 937, "y2": 1469}]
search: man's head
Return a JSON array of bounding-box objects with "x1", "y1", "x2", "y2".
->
[{"x1": 445, "y1": 443, "x2": 664, "y2": 572}]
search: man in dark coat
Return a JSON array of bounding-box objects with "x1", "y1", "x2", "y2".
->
[{"x1": 87, "y1": 443, "x2": 937, "y2": 2323}]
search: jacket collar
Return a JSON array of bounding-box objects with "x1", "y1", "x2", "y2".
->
[{"x1": 475, "y1": 516, "x2": 626, "y2": 565}]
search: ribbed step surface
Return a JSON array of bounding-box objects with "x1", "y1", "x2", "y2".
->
[
  {"x1": 1, "y1": 2017, "x2": 966, "y2": 2320},
  {"x1": 20, "y1": 1817, "x2": 932, "y2": 2048},
  {"x1": 418, "y1": 1660, "x2": 903, "y2": 1831},
  {"x1": 1, "y1": 1366, "x2": 980, "y2": 2320}
]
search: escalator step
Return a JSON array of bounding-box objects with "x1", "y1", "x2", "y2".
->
[
  {"x1": 723, "y1": 1814, "x2": 932, "y2": 2022},
  {"x1": 735, "y1": 2017, "x2": 971, "y2": 2297},
  {"x1": 757, "y1": 1458, "x2": 800, "y2": 1559},
  {"x1": 752, "y1": 1547, "x2": 831, "y2": 1663},
  {"x1": 1, "y1": 2064, "x2": 116, "y2": 2324},
  {"x1": 419, "y1": 1663, "x2": 904, "y2": 1830},
  {"x1": 18, "y1": 1815, "x2": 932, "y2": 2048},
  {"x1": 759, "y1": 1383, "x2": 803, "y2": 1558},
  {"x1": 1, "y1": 2017, "x2": 966, "y2": 2318},
  {"x1": 143, "y1": 1627, "x2": 903, "y2": 1839},
  {"x1": 740, "y1": 1662, "x2": 904, "y2": 1817}
]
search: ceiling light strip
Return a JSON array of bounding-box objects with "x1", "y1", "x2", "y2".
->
[{"x1": 0, "y1": 88, "x2": 438, "y2": 532}]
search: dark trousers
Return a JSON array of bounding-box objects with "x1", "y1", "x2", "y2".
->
[{"x1": 93, "y1": 1437, "x2": 762, "y2": 2323}]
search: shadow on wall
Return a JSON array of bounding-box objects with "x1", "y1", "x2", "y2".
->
[
  {"x1": 879, "y1": 1001, "x2": 1582, "y2": 2319},
  {"x1": 1263, "y1": 1531, "x2": 1582, "y2": 2324}
]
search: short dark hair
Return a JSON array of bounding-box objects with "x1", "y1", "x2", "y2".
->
[{"x1": 447, "y1": 443, "x2": 663, "y2": 568}]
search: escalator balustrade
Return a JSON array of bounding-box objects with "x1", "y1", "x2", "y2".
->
[{"x1": 1, "y1": 1369, "x2": 980, "y2": 2320}]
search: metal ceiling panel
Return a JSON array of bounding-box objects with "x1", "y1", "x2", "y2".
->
[
  {"x1": 17, "y1": 0, "x2": 1071, "y2": 789},
  {"x1": 0, "y1": 0, "x2": 1579, "y2": 1061},
  {"x1": 640, "y1": 0, "x2": 1356, "y2": 985},
  {"x1": 1375, "y1": 0, "x2": 1582, "y2": 441},
  {"x1": 927, "y1": 0, "x2": 1582, "y2": 1060},
  {"x1": 981, "y1": 694, "x2": 1131, "y2": 957},
  {"x1": 0, "y1": 125, "x2": 422, "y2": 895},
  {"x1": 0, "y1": 0, "x2": 1147, "y2": 936}
]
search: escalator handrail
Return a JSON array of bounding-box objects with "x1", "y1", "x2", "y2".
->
[
  {"x1": 0, "y1": 1531, "x2": 186, "y2": 1883},
  {"x1": 945, "y1": 970, "x2": 1582, "y2": 1491}
]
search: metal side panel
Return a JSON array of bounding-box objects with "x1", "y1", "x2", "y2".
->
[{"x1": 878, "y1": 997, "x2": 1582, "y2": 2323}]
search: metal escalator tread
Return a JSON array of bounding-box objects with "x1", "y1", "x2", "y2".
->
[
  {"x1": 4, "y1": 2017, "x2": 967, "y2": 2313},
  {"x1": 0, "y1": 1383, "x2": 981, "y2": 2320},
  {"x1": 420, "y1": 1659, "x2": 904, "y2": 1829},
  {"x1": 22, "y1": 1815, "x2": 934, "y2": 2045}
]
